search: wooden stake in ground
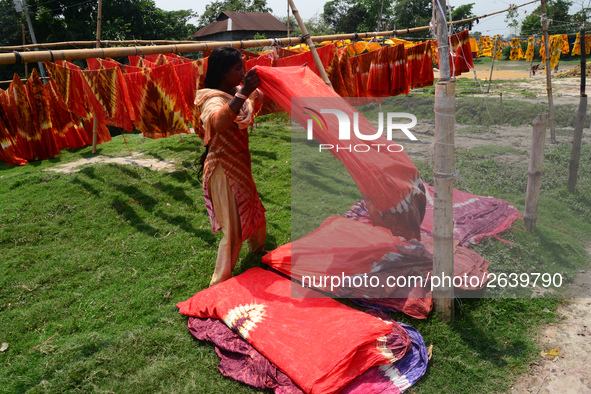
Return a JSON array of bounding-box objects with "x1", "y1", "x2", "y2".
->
[
  {"x1": 524, "y1": 114, "x2": 548, "y2": 231},
  {"x1": 541, "y1": 0, "x2": 556, "y2": 143},
  {"x1": 433, "y1": 0, "x2": 455, "y2": 322},
  {"x1": 91, "y1": 0, "x2": 103, "y2": 155},
  {"x1": 287, "y1": 0, "x2": 333, "y2": 88},
  {"x1": 500, "y1": 92, "x2": 504, "y2": 125},
  {"x1": 568, "y1": 27, "x2": 587, "y2": 193},
  {"x1": 487, "y1": 38, "x2": 497, "y2": 93}
]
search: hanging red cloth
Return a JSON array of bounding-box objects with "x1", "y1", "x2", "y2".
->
[
  {"x1": 275, "y1": 43, "x2": 337, "y2": 79},
  {"x1": 256, "y1": 66, "x2": 426, "y2": 240},
  {"x1": 0, "y1": 89, "x2": 27, "y2": 165},
  {"x1": 128, "y1": 56, "x2": 158, "y2": 68},
  {"x1": 44, "y1": 61, "x2": 89, "y2": 118},
  {"x1": 388, "y1": 44, "x2": 410, "y2": 97},
  {"x1": 44, "y1": 78, "x2": 89, "y2": 149},
  {"x1": 171, "y1": 58, "x2": 208, "y2": 124},
  {"x1": 367, "y1": 46, "x2": 391, "y2": 97},
  {"x1": 246, "y1": 53, "x2": 274, "y2": 70},
  {"x1": 25, "y1": 69, "x2": 61, "y2": 159},
  {"x1": 78, "y1": 64, "x2": 135, "y2": 131},
  {"x1": 124, "y1": 63, "x2": 190, "y2": 139},
  {"x1": 349, "y1": 50, "x2": 378, "y2": 98},
  {"x1": 447, "y1": 30, "x2": 474, "y2": 76},
  {"x1": 406, "y1": 42, "x2": 434, "y2": 89}
]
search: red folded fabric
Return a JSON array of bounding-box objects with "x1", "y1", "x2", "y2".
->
[{"x1": 178, "y1": 268, "x2": 397, "y2": 394}]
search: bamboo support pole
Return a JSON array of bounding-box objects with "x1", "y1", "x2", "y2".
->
[
  {"x1": 22, "y1": 24, "x2": 28, "y2": 78},
  {"x1": 524, "y1": 114, "x2": 548, "y2": 232},
  {"x1": 0, "y1": 39, "x2": 203, "y2": 51},
  {"x1": 287, "y1": 0, "x2": 332, "y2": 88},
  {"x1": 500, "y1": 92, "x2": 503, "y2": 125},
  {"x1": 541, "y1": 0, "x2": 556, "y2": 144},
  {"x1": 0, "y1": 0, "x2": 538, "y2": 65},
  {"x1": 568, "y1": 27, "x2": 587, "y2": 193},
  {"x1": 433, "y1": 0, "x2": 454, "y2": 322},
  {"x1": 91, "y1": 0, "x2": 103, "y2": 154},
  {"x1": 487, "y1": 39, "x2": 497, "y2": 93}
]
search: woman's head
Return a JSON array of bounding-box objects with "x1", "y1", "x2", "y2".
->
[{"x1": 203, "y1": 47, "x2": 244, "y2": 89}]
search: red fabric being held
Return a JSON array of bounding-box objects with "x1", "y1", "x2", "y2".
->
[
  {"x1": 256, "y1": 66, "x2": 426, "y2": 240},
  {"x1": 177, "y1": 267, "x2": 396, "y2": 394}
]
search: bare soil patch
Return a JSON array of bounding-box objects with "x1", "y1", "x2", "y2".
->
[{"x1": 46, "y1": 152, "x2": 176, "y2": 173}]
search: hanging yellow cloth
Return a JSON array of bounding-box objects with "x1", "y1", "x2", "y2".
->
[
  {"x1": 509, "y1": 38, "x2": 524, "y2": 61},
  {"x1": 525, "y1": 37, "x2": 535, "y2": 62},
  {"x1": 492, "y1": 35, "x2": 503, "y2": 60},
  {"x1": 478, "y1": 35, "x2": 492, "y2": 57}
]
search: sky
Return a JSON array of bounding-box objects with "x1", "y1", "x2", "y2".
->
[{"x1": 153, "y1": 0, "x2": 542, "y2": 38}]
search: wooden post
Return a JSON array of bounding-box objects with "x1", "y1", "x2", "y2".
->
[
  {"x1": 91, "y1": 0, "x2": 103, "y2": 154},
  {"x1": 287, "y1": 0, "x2": 333, "y2": 88},
  {"x1": 487, "y1": 37, "x2": 497, "y2": 93},
  {"x1": 568, "y1": 27, "x2": 587, "y2": 193},
  {"x1": 541, "y1": 0, "x2": 556, "y2": 144},
  {"x1": 287, "y1": 1, "x2": 290, "y2": 37},
  {"x1": 524, "y1": 114, "x2": 548, "y2": 231},
  {"x1": 433, "y1": 0, "x2": 454, "y2": 322},
  {"x1": 500, "y1": 92, "x2": 503, "y2": 125}
]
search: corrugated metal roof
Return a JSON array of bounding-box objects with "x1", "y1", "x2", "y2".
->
[{"x1": 191, "y1": 12, "x2": 292, "y2": 39}]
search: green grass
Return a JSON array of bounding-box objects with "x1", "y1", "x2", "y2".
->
[{"x1": 1, "y1": 113, "x2": 590, "y2": 393}]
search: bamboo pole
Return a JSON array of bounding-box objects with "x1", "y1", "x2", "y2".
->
[
  {"x1": 524, "y1": 114, "x2": 548, "y2": 231},
  {"x1": 541, "y1": 0, "x2": 556, "y2": 144},
  {"x1": 287, "y1": 0, "x2": 333, "y2": 88},
  {"x1": 500, "y1": 92, "x2": 503, "y2": 125},
  {"x1": 433, "y1": 0, "x2": 455, "y2": 322},
  {"x1": 22, "y1": 0, "x2": 46, "y2": 78},
  {"x1": 487, "y1": 38, "x2": 497, "y2": 93},
  {"x1": 287, "y1": 1, "x2": 290, "y2": 38},
  {"x1": 22, "y1": 24, "x2": 28, "y2": 78},
  {"x1": 91, "y1": 0, "x2": 103, "y2": 155},
  {"x1": 568, "y1": 27, "x2": 587, "y2": 193},
  {"x1": 0, "y1": 0, "x2": 539, "y2": 65},
  {"x1": 0, "y1": 39, "x2": 203, "y2": 51}
]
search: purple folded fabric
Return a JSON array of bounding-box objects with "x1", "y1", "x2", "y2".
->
[{"x1": 187, "y1": 309, "x2": 428, "y2": 393}]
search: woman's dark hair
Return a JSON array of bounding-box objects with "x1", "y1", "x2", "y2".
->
[
  {"x1": 203, "y1": 46, "x2": 243, "y2": 89},
  {"x1": 197, "y1": 47, "x2": 243, "y2": 179}
]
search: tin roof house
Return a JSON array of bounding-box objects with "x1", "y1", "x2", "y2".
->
[{"x1": 191, "y1": 11, "x2": 293, "y2": 41}]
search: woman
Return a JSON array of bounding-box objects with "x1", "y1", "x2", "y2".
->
[{"x1": 195, "y1": 47, "x2": 267, "y2": 286}]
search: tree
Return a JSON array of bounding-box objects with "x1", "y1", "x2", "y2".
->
[
  {"x1": 323, "y1": 0, "x2": 368, "y2": 33},
  {"x1": 450, "y1": 3, "x2": 475, "y2": 32},
  {"x1": 198, "y1": 0, "x2": 272, "y2": 28},
  {"x1": 505, "y1": 4, "x2": 521, "y2": 37},
  {"x1": 392, "y1": 0, "x2": 433, "y2": 38},
  {"x1": 520, "y1": 0, "x2": 574, "y2": 36}
]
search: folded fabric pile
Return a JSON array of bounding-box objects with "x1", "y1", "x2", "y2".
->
[{"x1": 178, "y1": 268, "x2": 428, "y2": 393}]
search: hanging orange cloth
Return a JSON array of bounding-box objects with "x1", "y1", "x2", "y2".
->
[
  {"x1": 405, "y1": 41, "x2": 434, "y2": 90},
  {"x1": 145, "y1": 53, "x2": 193, "y2": 65},
  {"x1": 274, "y1": 46, "x2": 300, "y2": 59},
  {"x1": 44, "y1": 61, "x2": 89, "y2": 118},
  {"x1": 561, "y1": 34, "x2": 569, "y2": 54},
  {"x1": 478, "y1": 35, "x2": 492, "y2": 57},
  {"x1": 44, "y1": 76, "x2": 89, "y2": 149},
  {"x1": 525, "y1": 37, "x2": 535, "y2": 62},
  {"x1": 25, "y1": 69, "x2": 61, "y2": 159},
  {"x1": 78, "y1": 64, "x2": 135, "y2": 132},
  {"x1": 246, "y1": 52, "x2": 275, "y2": 70},
  {"x1": 0, "y1": 89, "x2": 27, "y2": 165},
  {"x1": 540, "y1": 35, "x2": 563, "y2": 70},
  {"x1": 124, "y1": 63, "x2": 190, "y2": 139}
]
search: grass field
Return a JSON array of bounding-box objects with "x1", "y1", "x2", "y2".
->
[{"x1": 1, "y1": 97, "x2": 590, "y2": 392}]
